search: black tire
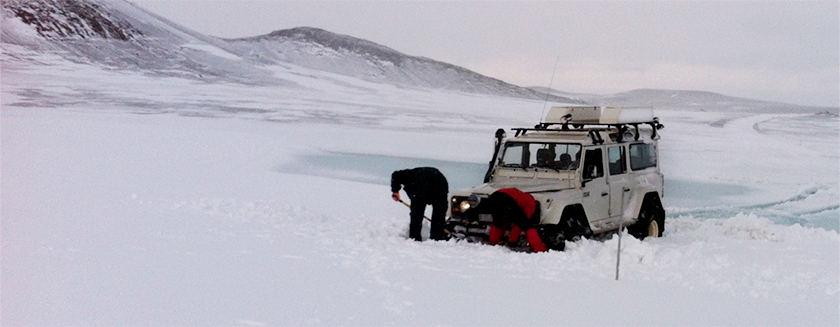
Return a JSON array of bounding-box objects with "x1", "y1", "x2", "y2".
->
[
  {"x1": 628, "y1": 194, "x2": 665, "y2": 240},
  {"x1": 560, "y1": 204, "x2": 593, "y2": 239},
  {"x1": 537, "y1": 225, "x2": 565, "y2": 251}
]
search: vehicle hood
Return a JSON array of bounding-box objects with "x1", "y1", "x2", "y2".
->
[{"x1": 453, "y1": 180, "x2": 572, "y2": 196}]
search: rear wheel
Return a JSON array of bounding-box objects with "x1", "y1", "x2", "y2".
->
[
  {"x1": 645, "y1": 218, "x2": 662, "y2": 238},
  {"x1": 628, "y1": 194, "x2": 665, "y2": 240}
]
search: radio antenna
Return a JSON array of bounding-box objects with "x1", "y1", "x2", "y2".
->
[{"x1": 540, "y1": 55, "x2": 561, "y2": 121}]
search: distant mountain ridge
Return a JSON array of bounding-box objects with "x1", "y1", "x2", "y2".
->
[
  {"x1": 226, "y1": 27, "x2": 567, "y2": 101},
  {"x1": 0, "y1": 0, "x2": 578, "y2": 103},
  {"x1": 534, "y1": 87, "x2": 838, "y2": 114},
  {"x1": 262, "y1": 27, "x2": 408, "y2": 66}
]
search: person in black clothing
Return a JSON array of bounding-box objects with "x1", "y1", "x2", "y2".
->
[{"x1": 391, "y1": 167, "x2": 449, "y2": 241}]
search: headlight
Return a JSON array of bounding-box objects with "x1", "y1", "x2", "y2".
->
[
  {"x1": 451, "y1": 196, "x2": 473, "y2": 214},
  {"x1": 458, "y1": 200, "x2": 472, "y2": 212},
  {"x1": 451, "y1": 194, "x2": 483, "y2": 215},
  {"x1": 451, "y1": 196, "x2": 465, "y2": 214}
]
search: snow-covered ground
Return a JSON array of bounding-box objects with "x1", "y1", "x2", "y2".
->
[{"x1": 2, "y1": 46, "x2": 838, "y2": 326}]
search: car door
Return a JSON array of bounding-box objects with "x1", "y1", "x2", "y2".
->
[
  {"x1": 607, "y1": 145, "x2": 632, "y2": 218},
  {"x1": 581, "y1": 147, "x2": 610, "y2": 222}
]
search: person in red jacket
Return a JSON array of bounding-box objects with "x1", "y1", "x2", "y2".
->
[{"x1": 474, "y1": 188, "x2": 548, "y2": 252}]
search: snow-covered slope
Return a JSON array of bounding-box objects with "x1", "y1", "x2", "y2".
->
[
  {"x1": 225, "y1": 27, "x2": 571, "y2": 101},
  {"x1": 0, "y1": 0, "x2": 578, "y2": 102},
  {"x1": 2, "y1": 0, "x2": 140, "y2": 40},
  {"x1": 7, "y1": 0, "x2": 835, "y2": 111},
  {"x1": 1, "y1": 0, "x2": 281, "y2": 84}
]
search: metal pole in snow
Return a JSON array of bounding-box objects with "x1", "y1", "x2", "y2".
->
[{"x1": 615, "y1": 217, "x2": 623, "y2": 281}]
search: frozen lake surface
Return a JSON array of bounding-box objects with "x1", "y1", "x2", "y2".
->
[{"x1": 280, "y1": 150, "x2": 838, "y2": 232}]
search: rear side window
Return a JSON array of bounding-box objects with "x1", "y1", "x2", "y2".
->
[
  {"x1": 629, "y1": 143, "x2": 657, "y2": 170},
  {"x1": 608, "y1": 146, "x2": 626, "y2": 175}
]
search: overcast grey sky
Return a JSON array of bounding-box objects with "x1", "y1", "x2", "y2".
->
[{"x1": 131, "y1": 0, "x2": 839, "y2": 107}]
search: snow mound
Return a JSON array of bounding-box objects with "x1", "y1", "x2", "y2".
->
[{"x1": 171, "y1": 192, "x2": 839, "y2": 310}]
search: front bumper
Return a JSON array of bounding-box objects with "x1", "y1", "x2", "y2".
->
[{"x1": 445, "y1": 214, "x2": 493, "y2": 242}]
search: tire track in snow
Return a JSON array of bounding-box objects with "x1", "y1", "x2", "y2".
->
[{"x1": 669, "y1": 185, "x2": 838, "y2": 230}]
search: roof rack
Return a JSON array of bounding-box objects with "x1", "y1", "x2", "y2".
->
[{"x1": 512, "y1": 106, "x2": 664, "y2": 143}]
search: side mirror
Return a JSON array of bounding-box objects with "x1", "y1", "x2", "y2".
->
[{"x1": 581, "y1": 165, "x2": 600, "y2": 187}]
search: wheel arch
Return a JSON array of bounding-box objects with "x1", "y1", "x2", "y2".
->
[
  {"x1": 536, "y1": 203, "x2": 592, "y2": 251},
  {"x1": 622, "y1": 189, "x2": 664, "y2": 224},
  {"x1": 559, "y1": 204, "x2": 593, "y2": 238}
]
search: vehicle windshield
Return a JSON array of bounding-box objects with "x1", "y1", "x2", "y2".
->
[{"x1": 499, "y1": 142, "x2": 582, "y2": 170}]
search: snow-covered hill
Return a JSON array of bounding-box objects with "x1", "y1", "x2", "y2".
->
[
  {"x1": 6, "y1": 0, "x2": 836, "y2": 112},
  {"x1": 2, "y1": 0, "x2": 140, "y2": 40},
  {"x1": 224, "y1": 27, "x2": 568, "y2": 101},
  {"x1": 0, "y1": 0, "x2": 578, "y2": 102},
  {"x1": 2, "y1": 0, "x2": 290, "y2": 85}
]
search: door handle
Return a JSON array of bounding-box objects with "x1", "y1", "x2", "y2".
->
[
  {"x1": 601, "y1": 192, "x2": 609, "y2": 197},
  {"x1": 623, "y1": 188, "x2": 631, "y2": 192}
]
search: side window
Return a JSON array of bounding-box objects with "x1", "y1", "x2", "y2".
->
[
  {"x1": 629, "y1": 143, "x2": 657, "y2": 170},
  {"x1": 531, "y1": 143, "x2": 581, "y2": 170},
  {"x1": 608, "y1": 146, "x2": 626, "y2": 175},
  {"x1": 583, "y1": 148, "x2": 603, "y2": 179},
  {"x1": 553, "y1": 144, "x2": 581, "y2": 170}
]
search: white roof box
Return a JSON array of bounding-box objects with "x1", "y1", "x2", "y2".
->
[{"x1": 543, "y1": 106, "x2": 654, "y2": 125}]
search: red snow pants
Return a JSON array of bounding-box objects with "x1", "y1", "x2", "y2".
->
[{"x1": 489, "y1": 225, "x2": 547, "y2": 252}]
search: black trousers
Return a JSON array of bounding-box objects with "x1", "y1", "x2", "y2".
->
[{"x1": 409, "y1": 195, "x2": 447, "y2": 241}]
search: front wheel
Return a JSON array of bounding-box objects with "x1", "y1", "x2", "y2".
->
[{"x1": 537, "y1": 225, "x2": 566, "y2": 251}]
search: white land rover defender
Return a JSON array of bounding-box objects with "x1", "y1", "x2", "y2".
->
[{"x1": 446, "y1": 106, "x2": 666, "y2": 250}]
